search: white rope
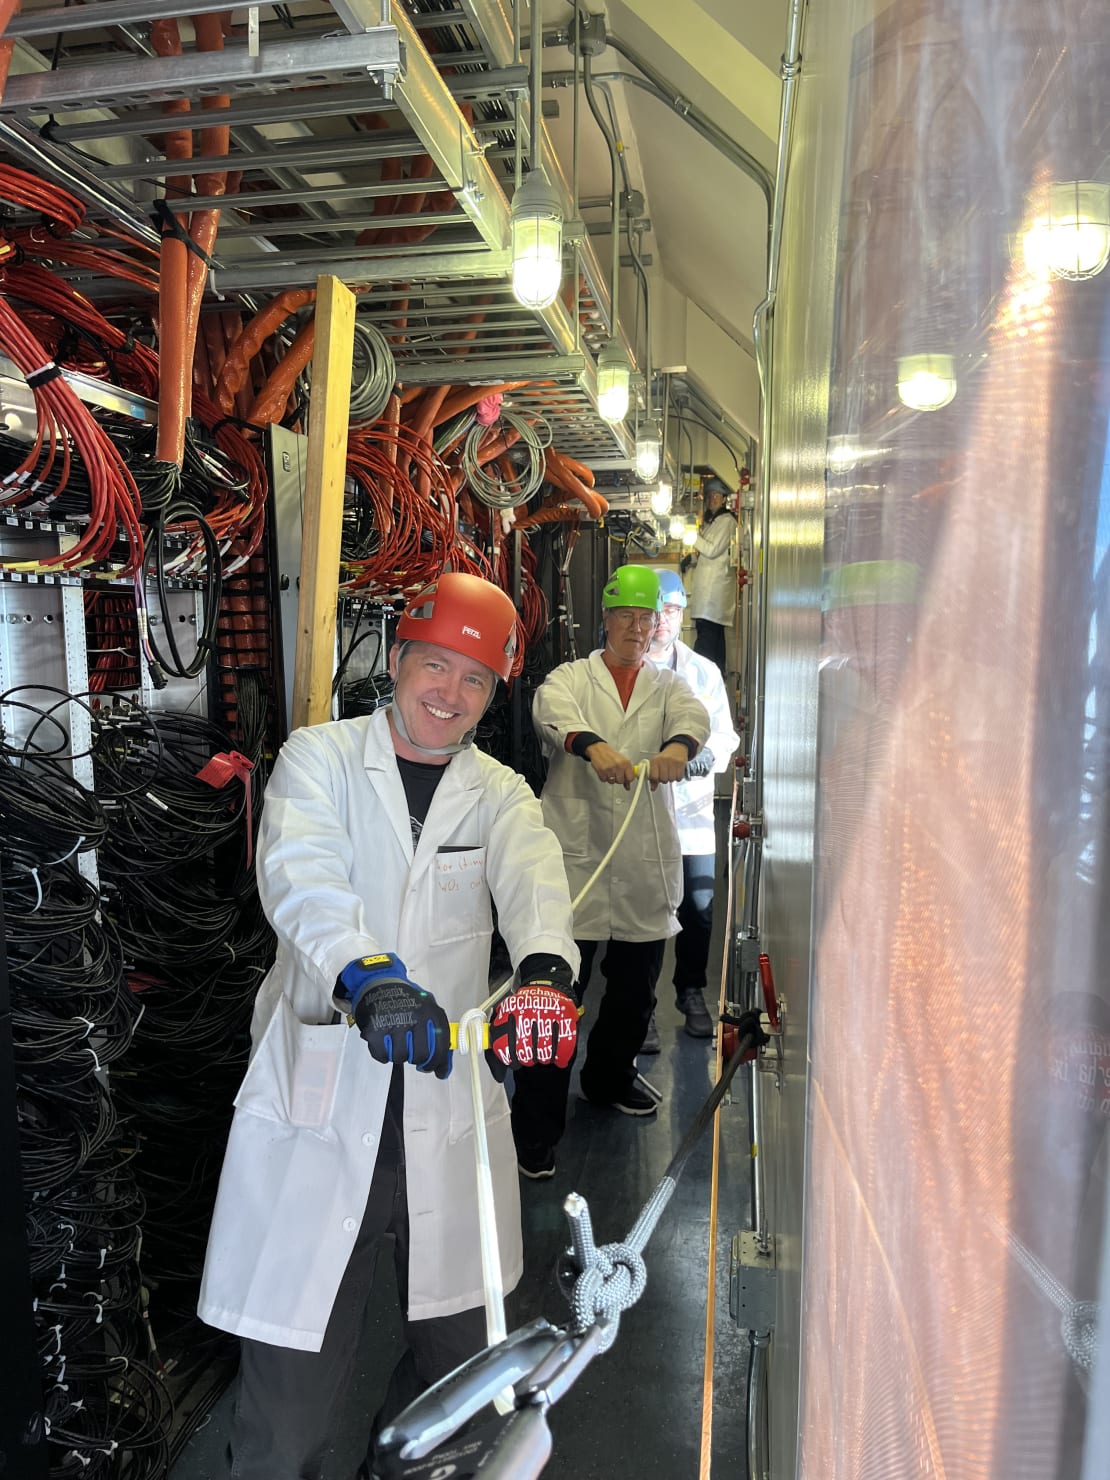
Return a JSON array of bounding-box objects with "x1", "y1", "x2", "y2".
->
[{"x1": 456, "y1": 760, "x2": 652, "y2": 1373}]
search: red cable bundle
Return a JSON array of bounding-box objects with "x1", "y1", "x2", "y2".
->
[
  {"x1": 0, "y1": 296, "x2": 143, "y2": 574},
  {"x1": 342, "y1": 422, "x2": 456, "y2": 599}
]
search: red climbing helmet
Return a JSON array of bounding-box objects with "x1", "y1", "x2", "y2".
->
[{"x1": 396, "y1": 572, "x2": 519, "y2": 682}]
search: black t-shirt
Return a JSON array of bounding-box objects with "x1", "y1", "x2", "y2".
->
[{"x1": 379, "y1": 754, "x2": 451, "y2": 1161}]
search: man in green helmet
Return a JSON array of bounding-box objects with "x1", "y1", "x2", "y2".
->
[{"x1": 510, "y1": 564, "x2": 710, "y2": 1177}]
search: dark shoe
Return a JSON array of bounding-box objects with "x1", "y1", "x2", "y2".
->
[
  {"x1": 639, "y1": 1012, "x2": 661, "y2": 1055},
  {"x1": 580, "y1": 1080, "x2": 661, "y2": 1116},
  {"x1": 678, "y1": 990, "x2": 713, "y2": 1038},
  {"x1": 517, "y1": 1147, "x2": 556, "y2": 1180},
  {"x1": 613, "y1": 1080, "x2": 661, "y2": 1115}
]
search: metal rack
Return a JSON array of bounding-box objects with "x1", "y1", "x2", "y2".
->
[{"x1": 0, "y1": 0, "x2": 634, "y2": 458}]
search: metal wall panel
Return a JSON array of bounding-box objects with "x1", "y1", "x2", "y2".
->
[{"x1": 764, "y1": 1, "x2": 1110, "y2": 1476}]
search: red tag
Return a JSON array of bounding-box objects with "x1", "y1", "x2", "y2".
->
[{"x1": 196, "y1": 751, "x2": 255, "y2": 865}]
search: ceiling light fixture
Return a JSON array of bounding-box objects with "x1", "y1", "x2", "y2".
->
[
  {"x1": 635, "y1": 418, "x2": 662, "y2": 481},
  {"x1": 1021, "y1": 181, "x2": 1110, "y2": 282},
  {"x1": 510, "y1": 0, "x2": 564, "y2": 311},
  {"x1": 650, "y1": 479, "x2": 673, "y2": 517},
  {"x1": 668, "y1": 515, "x2": 685, "y2": 542},
  {"x1": 511, "y1": 170, "x2": 564, "y2": 309},
  {"x1": 597, "y1": 338, "x2": 631, "y2": 425},
  {"x1": 896, "y1": 353, "x2": 958, "y2": 412}
]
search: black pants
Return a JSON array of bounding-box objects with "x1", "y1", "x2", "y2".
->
[
  {"x1": 693, "y1": 618, "x2": 727, "y2": 678},
  {"x1": 511, "y1": 936, "x2": 664, "y2": 1156},
  {"x1": 673, "y1": 852, "x2": 715, "y2": 999},
  {"x1": 229, "y1": 1153, "x2": 487, "y2": 1480}
]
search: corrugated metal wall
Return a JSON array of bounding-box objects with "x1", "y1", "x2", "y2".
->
[{"x1": 763, "y1": 1, "x2": 1110, "y2": 1475}]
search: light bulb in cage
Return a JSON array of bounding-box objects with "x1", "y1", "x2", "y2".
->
[
  {"x1": 668, "y1": 515, "x2": 685, "y2": 542},
  {"x1": 634, "y1": 420, "x2": 662, "y2": 481},
  {"x1": 896, "y1": 353, "x2": 958, "y2": 412},
  {"x1": 596, "y1": 339, "x2": 631, "y2": 425},
  {"x1": 682, "y1": 518, "x2": 699, "y2": 548},
  {"x1": 650, "y1": 480, "x2": 673, "y2": 517},
  {"x1": 510, "y1": 169, "x2": 564, "y2": 310},
  {"x1": 1022, "y1": 181, "x2": 1110, "y2": 282}
]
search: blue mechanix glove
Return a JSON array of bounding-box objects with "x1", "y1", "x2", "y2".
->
[{"x1": 338, "y1": 953, "x2": 452, "y2": 1080}]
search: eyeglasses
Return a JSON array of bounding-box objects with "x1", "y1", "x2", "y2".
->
[{"x1": 610, "y1": 609, "x2": 657, "y2": 629}]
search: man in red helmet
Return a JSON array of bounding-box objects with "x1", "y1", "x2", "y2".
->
[{"x1": 199, "y1": 573, "x2": 579, "y2": 1480}]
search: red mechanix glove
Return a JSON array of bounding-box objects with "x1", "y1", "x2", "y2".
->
[{"x1": 486, "y1": 970, "x2": 578, "y2": 1080}]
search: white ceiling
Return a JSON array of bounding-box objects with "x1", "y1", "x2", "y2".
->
[{"x1": 540, "y1": 0, "x2": 789, "y2": 368}]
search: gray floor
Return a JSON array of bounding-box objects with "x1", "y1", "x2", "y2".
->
[{"x1": 171, "y1": 830, "x2": 750, "y2": 1480}]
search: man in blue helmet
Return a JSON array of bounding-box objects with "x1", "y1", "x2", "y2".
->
[{"x1": 644, "y1": 568, "x2": 740, "y2": 1042}]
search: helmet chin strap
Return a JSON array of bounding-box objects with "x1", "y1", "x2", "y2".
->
[
  {"x1": 389, "y1": 701, "x2": 476, "y2": 758},
  {"x1": 388, "y1": 641, "x2": 495, "y2": 756}
]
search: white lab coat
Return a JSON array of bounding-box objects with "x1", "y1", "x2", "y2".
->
[
  {"x1": 531, "y1": 651, "x2": 710, "y2": 942},
  {"x1": 688, "y1": 510, "x2": 738, "y2": 625},
  {"x1": 649, "y1": 639, "x2": 740, "y2": 856},
  {"x1": 198, "y1": 707, "x2": 578, "y2": 1352}
]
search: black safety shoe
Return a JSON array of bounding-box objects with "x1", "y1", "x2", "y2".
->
[
  {"x1": 639, "y1": 1013, "x2": 661, "y2": 1055},
  {"x1": 678, "y1": 991, "x2": 714, "y2": 1039},
  {"x1": 580, "y1": 1081, "x2": 660, "y2": 1115},
  {"x1": 517, "y1": 1147, "x2": 556, "y2": 1179}
]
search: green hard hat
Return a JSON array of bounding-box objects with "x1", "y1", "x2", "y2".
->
[{"x1": 602, "y1": 564, "x2": 662, "y2": 611}]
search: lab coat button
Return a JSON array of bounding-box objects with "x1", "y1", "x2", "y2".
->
[
  {"x1": 362, "y1": 1132, "x2": 376, "y2": 1148},
  {"x1": 342, "y1": 1217, "x2": 358, "y2": 1233}
]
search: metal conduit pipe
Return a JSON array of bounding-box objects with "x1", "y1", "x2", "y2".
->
[
  {"x1": 751, "y1": 0, "x2": 807, "y2": 822},
  {"x1": 544, "y1": 33, "x2": 774, "y2": 211},
  {"x1": 747, "y1": 1328, "x2": 772, "y2": 1480},
  {"x1": 582, "y1": 52, "x2": 623, "y2": 336}
]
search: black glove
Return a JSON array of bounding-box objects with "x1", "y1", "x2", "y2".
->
[
  {"x1": 485, "y1": 955, "x2": 578, "y2": 1083},
  {"x1": 684, "y1": 747, "x2": 715, "y2": 779},
  {"x1": 338, "y1": 953, "x2": 452, "y2": 1080},
  {"x1": 680, "y1": 554, "x2": 693, "y2": 575}
]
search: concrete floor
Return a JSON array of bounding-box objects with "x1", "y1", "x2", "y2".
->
[{"x1": 171, "y1": 826, "x2": 751, "y2": 1480}]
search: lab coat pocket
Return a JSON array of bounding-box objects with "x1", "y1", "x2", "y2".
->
[
  {"x1": 430, "y1": 846, "x2": 492, "y2": 943},
  {"x1": 234, "y1": 996, "x2": 346, "y2": 1137}
]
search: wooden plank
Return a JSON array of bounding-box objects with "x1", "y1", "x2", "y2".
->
[{"x1": 291, "y1": 274, "x2": 355, "y2": 729}]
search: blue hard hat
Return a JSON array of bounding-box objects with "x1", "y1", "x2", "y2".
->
[{"x1": 653, "y1": 568, "x2": 688, "y2": 607}]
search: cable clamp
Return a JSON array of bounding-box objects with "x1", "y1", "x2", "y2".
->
[
  {"x1": 150, "y1": 199, "x2": 219, "y2": 268},
  {"x1": 25, "y1": 360, "x2": 63, "y2": 388}
]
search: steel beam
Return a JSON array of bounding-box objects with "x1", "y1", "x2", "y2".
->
[
  {"x1": 0, "y1": 28, "x2": 402, "y2": 113},
  {"x1": 97, "y1": 130, "x2": 426, "y2": 181},
  {"x1": 217, "y1": 208, "x2": 470, "y2": 240},
  {"x1": 211, "y1": 246, "x2": 512, "y2": 293},
  {"x1": 158, "y1": 177, "x2": 443, "y2": 216},
  {"x1": 332, "y1": 0, "x2": 512, "y2": 253},
  {"x1": 395, "y1": 354, "x2": 585, "y2": 386},
  {"x1": 4, "y1": 0, "x2": 316, "y2": 38}
]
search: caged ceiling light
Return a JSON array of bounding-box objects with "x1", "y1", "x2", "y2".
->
[
  {"x1": 510, "y1": 169, "x2": 564, "y2": 310},
  {"x1": 597, "y1": 338, "x2": 631, "y2": 426},
  {"x1": 635, "y1": 418, "x2": 662, "y2": 481},
  {"x1": 896, "y1": 353, "x2": 958, "y2": 412},
  {"x1": 682, "y1": 517, "x2": 699, "y2": 547},
  {"x1": 650, "y1": 479, "x2": 673, "y2": 517},
  {"x1": 668, "y1": 514, "x2": 685, "y2": 542},
  {"x1": 1021, "y1": 181, "x2": 1110, "y2": 282}
]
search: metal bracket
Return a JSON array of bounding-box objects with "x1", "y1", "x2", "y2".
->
[
  {"x1": 737, "y1": 934, "x2": 762, "y2": 976},
  {"x1": 730, "y1": 1231, "x2": 777, "y2": 1331}
]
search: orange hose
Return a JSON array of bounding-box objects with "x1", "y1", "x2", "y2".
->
[
  {"x1": 0, "y1": 0, "x2": 20, "y2": 103},
  {"x1": 215, "y1": 287, "x2": 315, "y2": 416},
  {"x1": 184, "y1": 13, "x2": 230, "y2": 356},
  {"x1": 246, "y1": 316, "x2": 315, "y2": 426},
  {"x1": 152, "y1": 19, "x2": 192, "y2": 465}
]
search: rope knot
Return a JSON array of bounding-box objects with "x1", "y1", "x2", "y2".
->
[{"x1": 572, "y1": 1241, "x2": 648, "y2": 1349}]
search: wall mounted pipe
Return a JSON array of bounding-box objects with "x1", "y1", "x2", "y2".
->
[
  {"x1": 581, "y1": 53, "x2": 623, "y2": 336},
  {"x1": 750, "y1": 0, "x2": 806, "y2": 823}
]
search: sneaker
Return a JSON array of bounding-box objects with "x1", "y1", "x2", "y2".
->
[
  {"x1": 678, "y1": 990, "x2": 714, "y2": 1039},
  {"x1": 639, "y1": 1013, "x2": 661, "y2": 1055},
  {"x1": 611, "y1": 1081, "x2": 661, "y2": 1116},
  {"x1": 517, "y1": 1147, "x2": 556, "y2": 1180}
]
